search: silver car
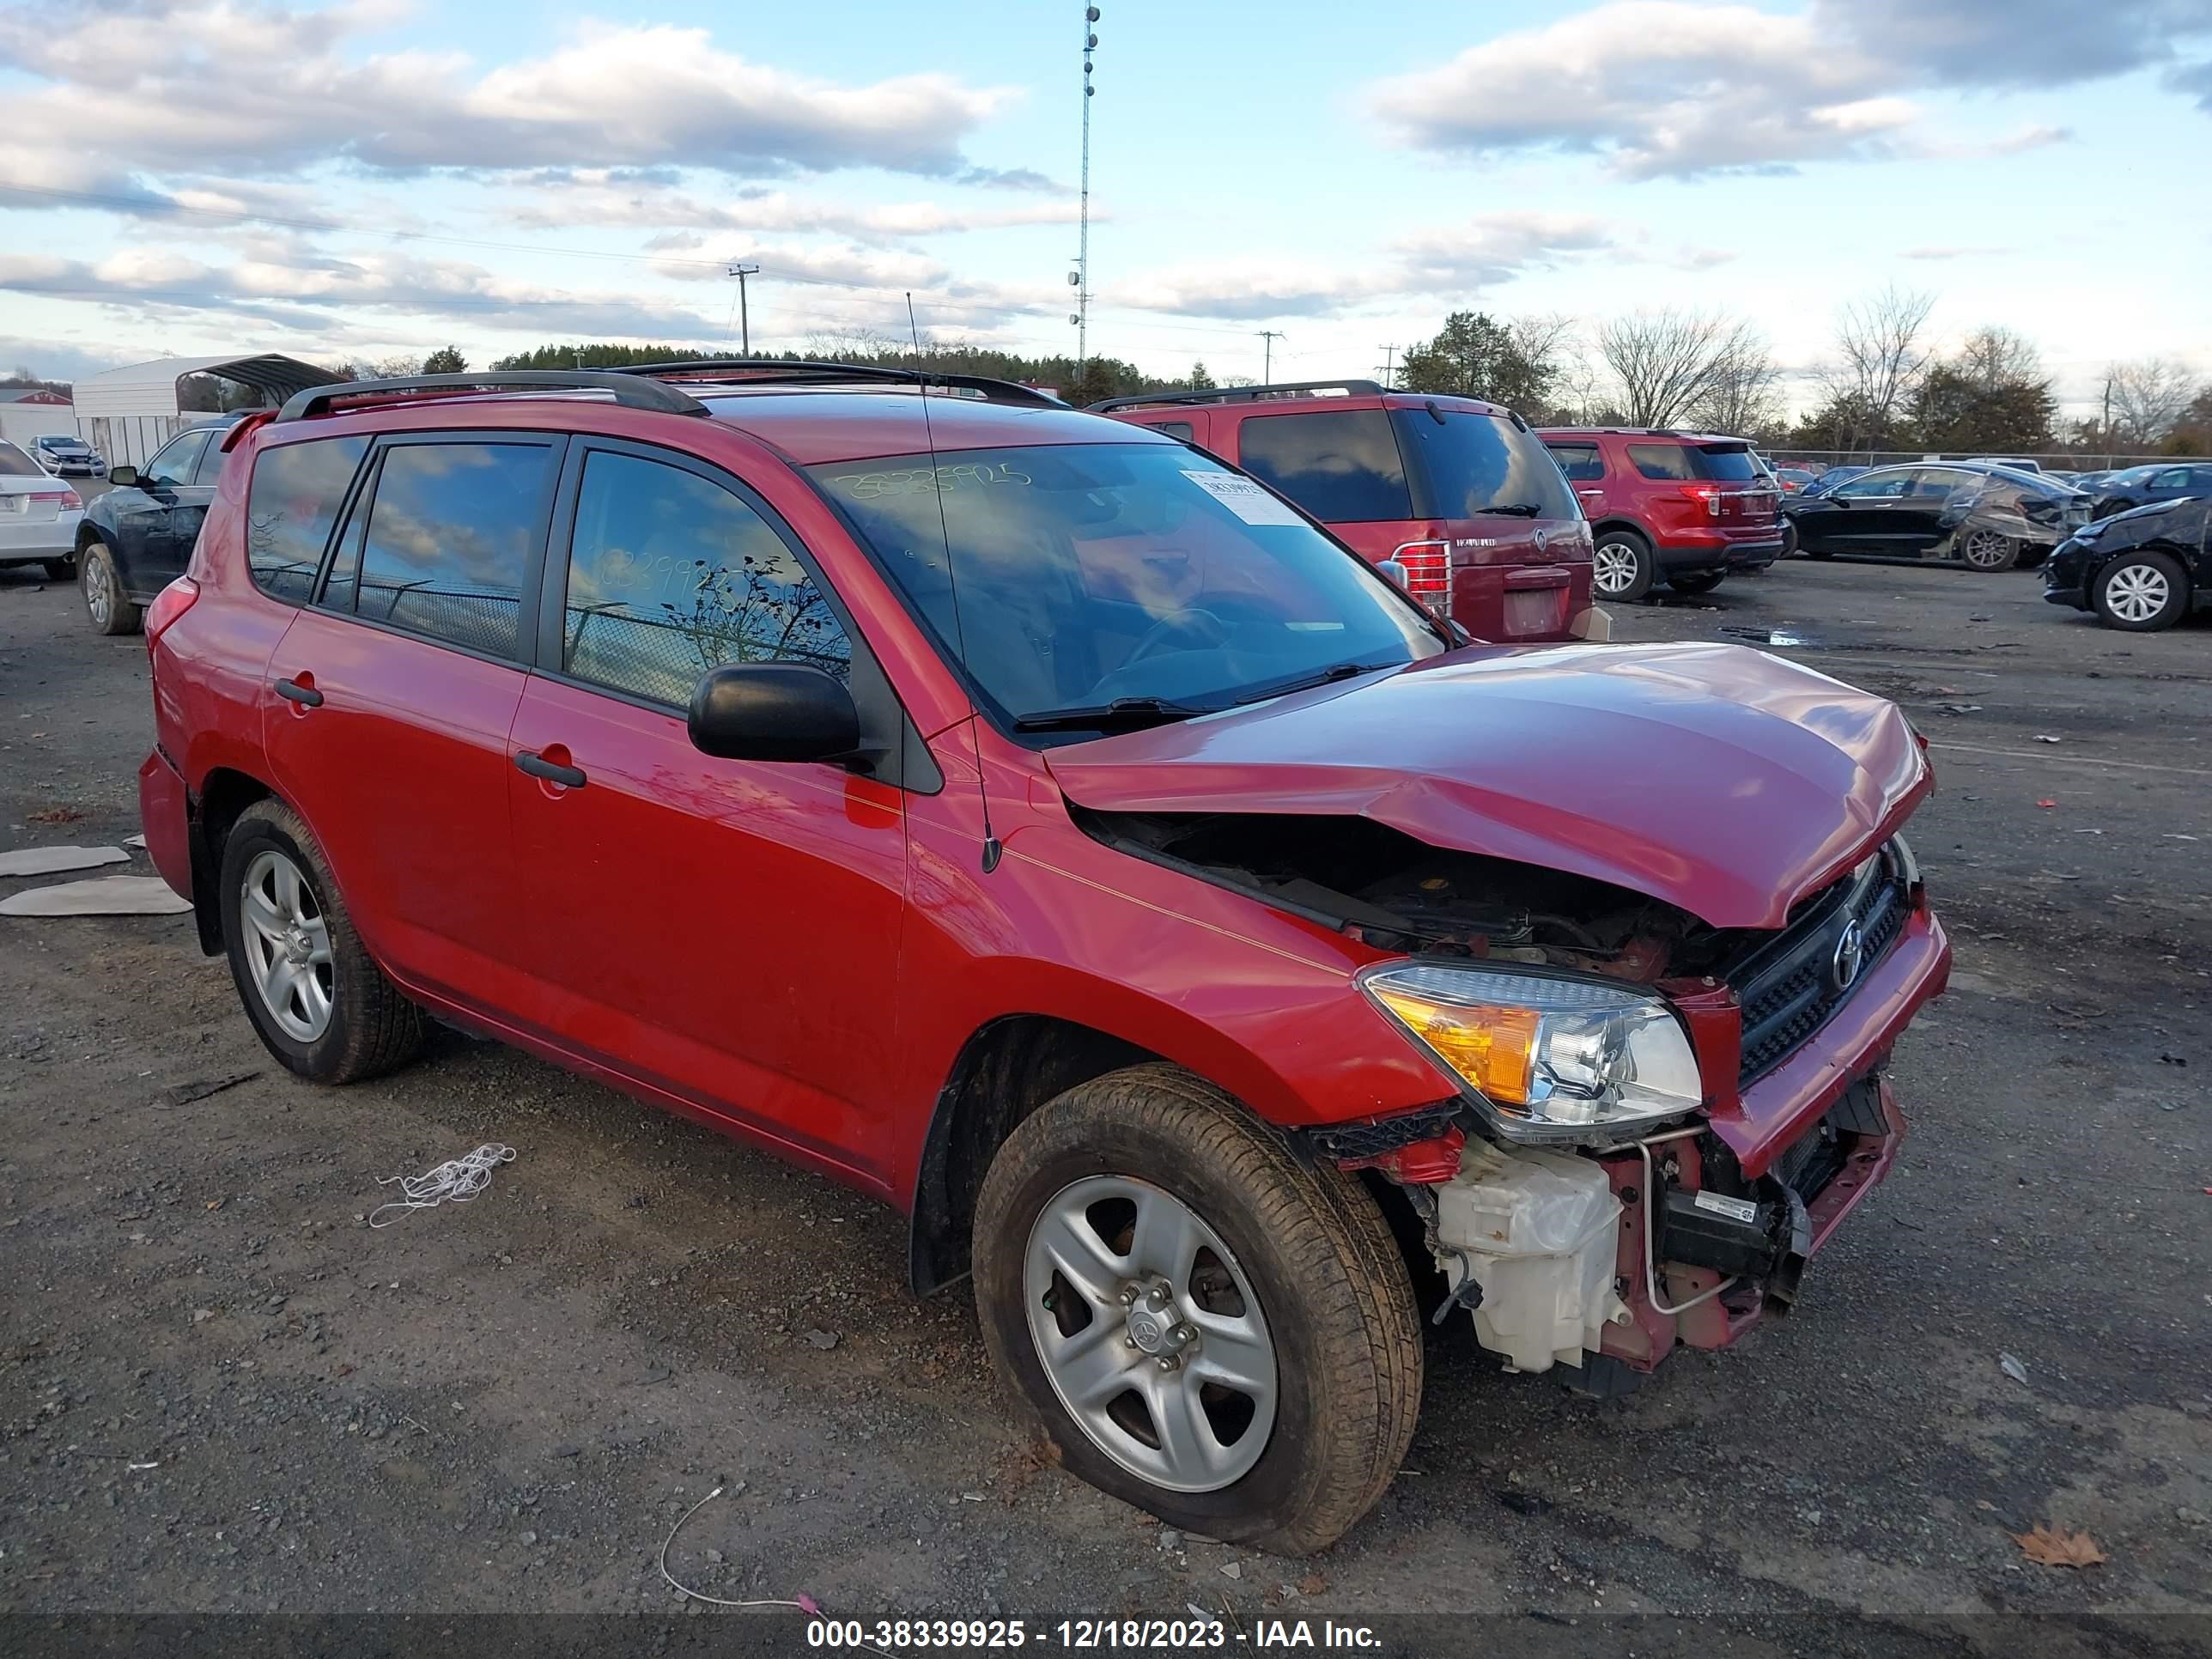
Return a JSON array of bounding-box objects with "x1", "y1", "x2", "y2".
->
[{"x1": 0, "y1": 438, "x2": 85, "y2": 580}]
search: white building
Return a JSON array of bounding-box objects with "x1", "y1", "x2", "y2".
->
[
  {"x1": 0, "y1": 388, "x2": 76, "y2": 451},
  {"x1": 71, "y1": 354, "x2": 343, "y2": 466}
]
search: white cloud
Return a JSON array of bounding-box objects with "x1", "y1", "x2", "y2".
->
[
  {"x1": 0, "y1": 2, "x2": 1020, "y2": 185},
  {"x1": 1366, "y1": 0, "x2": 2211, "y2": 179},
  {"x1": 501, "y1": 174, "x2": 1083, "y2": 241}
]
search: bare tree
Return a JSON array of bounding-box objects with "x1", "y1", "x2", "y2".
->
[
  {"x1": 1954, "y1": 325, "x2": 2043, "y2": 392},
  {"x1": 1595, "y1": 308, "x2": 1759, "y2": 428},
  {"x1": 1687, "y1": 328, "x2": 1782, "y2": 436},
  {"x1": 2103, "y1": 356, "x2": 2200, "y2": 445},
  {"x1": 1826, "y1": 284, "x2": 1936, "y2": 447}
]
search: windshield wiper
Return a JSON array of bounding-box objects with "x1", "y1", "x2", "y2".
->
[
  {"x1": 1482, "y1": 501, "x2": 1546, "y2": 517},
  {"x1": 1013, "y1": 696, "x2": 1212, "y2": 732},
  {"x1": 1233, "y1": 659, "x2": 1397, "y2": 705}
]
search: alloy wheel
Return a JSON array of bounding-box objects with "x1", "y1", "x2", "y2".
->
[
  {"x1": 1592, "y1": 542, "x2": 1641, "y2": 597},
  {"x1": 2104, "y1": 562, "x2": 2171, "y2": 624},
  {"x1": 84, "y1": 555, "x2": 112, "y2": 628},
  {"x1": 239, "y1": 848, "x2": 335, "y2": 1042},
  {"x1": 1024, "y1": 1176, "x2": 1278, "y2": 1493},
  {"x1": 1960, "y1": 530, "x2": 2014, "y2": 570}
]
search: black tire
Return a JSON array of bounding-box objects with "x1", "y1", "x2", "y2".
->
[
  {"x1": 79, "y1": 540, "x2": 141, "y2": 635},
  {"x1": 1591, "y1": 528, "x2": 1656, "y2": 602},
  {"x1": 41, "y1": 556, "x2": 76, "y2": 582},
  {"x1": 219, "y1": 799, "x2": 425, "y2": 1084},
  {"x1": 2092, "y1": 550, "x2": 2188, "y2": 633},
  {"x1": 1668, "y1": 569, "x2": 1727, "y2": 595},
  {"x1": 1958, "y1": 528, "x2": 2019, "y2": 572},
  {"x1": 1780, "y1": 520, "x2": 1799, "y2": 558},
  {"x1": 973, "y1": 1064, "x2": 1421, "y2": 1554}
]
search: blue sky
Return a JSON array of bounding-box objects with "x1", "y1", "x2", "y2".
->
[{"x1": 3, "y1": 0, "x2": 2208, "y2": 416}]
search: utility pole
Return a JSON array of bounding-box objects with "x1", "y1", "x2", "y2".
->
[
  {"x1": 1074, "y1": 7, "x2": 1100, "y2": 380},
  {"x1": 727, "y1": 264, "x2": 760, "y2": 356},
  {"x1": 1257, "y1": 329, "x2": 1285, "y2": 382},
  {"x1": 1376, "y1": 344, "x2": 1397, "y2": 388}
]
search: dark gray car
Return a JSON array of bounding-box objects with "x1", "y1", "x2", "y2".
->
[{"x1": 2088, "y1": 462, "x2": 2212, "y2": 520}]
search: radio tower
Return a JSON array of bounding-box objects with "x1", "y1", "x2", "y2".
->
[{"x1": 1074, "y1": 6, "x2": 1100, "y2": 380}]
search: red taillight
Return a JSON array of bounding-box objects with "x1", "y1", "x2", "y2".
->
[
  {"x1": 1678, "y1": 483, "x2": 1722, "y2": 518},
  {"x1": 30, "y1": 489, "x2": 82, "y2": 509},
  {"x1": 144, "y1": 576, "x2": 199, "y2": 647},
  {"x1": 1390, "y1": 540, "x2": 1453, "y2": 617}
]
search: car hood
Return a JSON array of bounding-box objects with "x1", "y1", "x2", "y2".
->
[{"x1": 1044, "y1": 641, "x2": 1931, "y2": 931}]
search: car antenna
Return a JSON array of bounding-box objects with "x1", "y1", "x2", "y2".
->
[{"x1": 908, "y1": 290, "x2": 1002, "y2": 874}]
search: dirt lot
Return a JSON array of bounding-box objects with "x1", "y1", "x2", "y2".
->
[{"x1": 1, "y1": 555, "x2": 2207, "y2": 1650}]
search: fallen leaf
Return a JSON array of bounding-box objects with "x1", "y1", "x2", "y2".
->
[
  {"x1": 27, "y1": 805, "x2": 86, "y2": 824},
  {"x1": 1298, "y1": 1573, "x2": 1328, "y2": 1596},
  {"x1": 2012, "y1": 1524, "x2": 2107, "y2": 1568}
]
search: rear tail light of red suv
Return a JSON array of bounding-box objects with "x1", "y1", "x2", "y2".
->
[
  {"x1": 1390, "y1": 540, "x2": 1452, "y2": 617},
  {"x1": 144, "y1": 576, "x2": 199, "y2": 647}
]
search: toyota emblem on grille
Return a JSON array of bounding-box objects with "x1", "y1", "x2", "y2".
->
[{"x1": 1831, "y1": 918, "x2": 1866, "y2": 993}]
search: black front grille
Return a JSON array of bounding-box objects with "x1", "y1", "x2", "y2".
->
[{"x1": 1733, "y1": 842, "x2": 1911, "y2": 1085}]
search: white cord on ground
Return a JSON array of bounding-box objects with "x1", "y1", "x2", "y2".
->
[
  {"x1": 368, "y1": 1143, "x2": 515, "y2": 1228},
  {"x1": 658, "y1": 1485, "x2": 827, "y2": 1613}
]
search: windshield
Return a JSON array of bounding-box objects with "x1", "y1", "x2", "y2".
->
[
  {"x1": 0, "y1": 441, "x2": 43, "y2": 477},
  {"x1": 810, "y1": 442, "x2": 1446, "y2": 735},
  {"x1": 1390, "y1": 407, "x2": 1577, "y2": 520}
]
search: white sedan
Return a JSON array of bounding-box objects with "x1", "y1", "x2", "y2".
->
[{"x1": 0, "y1": 438, "x2": 84, "y2": 580}]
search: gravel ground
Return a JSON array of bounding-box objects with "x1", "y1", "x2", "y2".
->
[{"x1": 1, "y1": 553, "x2": 2207, "y2": 1650}]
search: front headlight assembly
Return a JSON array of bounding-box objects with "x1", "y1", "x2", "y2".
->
[{"x1": 1361, "y1": 963, "x2": 1705, "y2": 1145}]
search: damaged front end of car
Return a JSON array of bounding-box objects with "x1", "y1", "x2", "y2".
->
[{"x1": 1075, "y1": 804, "x2": 1950, "y2": 1390}]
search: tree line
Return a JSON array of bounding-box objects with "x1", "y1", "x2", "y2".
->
[{"x1": 1385, "y1": 290, "x2": 2212, "y2": 458}]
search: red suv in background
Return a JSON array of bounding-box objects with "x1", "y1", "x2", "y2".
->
[
  {"x1": 1098, "y1": 381, "x2": 1595, "y2": 643},
  {"x1": 1538, "y1": 428, "x2": 1784, "y2": 602},
  {"x1": 138, "y1": 363, "x2": 1948, "y2": 1554}
]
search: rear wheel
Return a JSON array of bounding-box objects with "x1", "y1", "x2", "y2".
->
[
  {"x1": 1959, "y1": 528, "x2": 2019, "y2": 571},
  {"x1": 1590, "y1": 530, "x2": 1656, "y2": 602},
  {"x1": 220, "y1": 800, "x2": 424, "y2": 1084},
  {"x1": 80, "y1": 541, "x2": 140, "y2": 635},
  {"x1": 973, "y1": 1064, "x2": 1420, "y2": 1554},
  {"x1": 2092, "y1": 551, "x2": 2187, "y2": 632},
  {"x1": 1668, "y1": 569, "x2": 1727, "y2": 595}
]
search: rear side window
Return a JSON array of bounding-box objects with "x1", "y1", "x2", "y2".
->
[
  {"x1": 1545, "y1": 442, "x2": 1605, "y2": 482},
  {"x1": 1393, "y1": 409, "x2": 1577, "y2": 520},
  {"x1": 1625, "y1": 442, "x2": 1758, "y2": 483},
  {"x1": 560, "y1": 449, "x2": 850, "y2": 706},
  {"x1": 351, "y1": 441, "x2": 553, "y2": 659},
  {"x1": 246, "y1": 435, "x2": 369, "y2": 604},
  {"x1": 1147, "y1": 421, "x2": 1195, "y2": 442},
  {"x1": 1237, "y1": 409, "x2": 1411, "y2": 522}
]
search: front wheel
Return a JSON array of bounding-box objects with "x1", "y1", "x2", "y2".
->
[
  {"x1": 973, "y1": 1065, "x2": 1420, "y2": 1554},
  {"x1": 2093, "y1": 551, "x2": 2187, "y2": 631},
  {"x1": 80, "y1": 541, "x2": 141, "y2": 635},
  {"x1": 1590, "y1": 530, "x2": 1656, "y2": 602},
  {"x1": 1668, "y1": 569, "x2": 1727, "y2": 595}
]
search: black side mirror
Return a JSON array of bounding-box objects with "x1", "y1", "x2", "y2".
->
[
  {"x1": 108, "y1": 465, "x2": 139, "y2": 488},
  {"x1": 688, "y1": 662, "x2": 860, "y2": 765}
]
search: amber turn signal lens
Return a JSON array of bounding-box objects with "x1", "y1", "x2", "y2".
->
[{"x1": 1368, "y1": 990, "x2": 1540, "y2": 1104}]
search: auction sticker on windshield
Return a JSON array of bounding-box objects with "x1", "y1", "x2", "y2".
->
[{"x1": 1182, "y1": 470, "x2": 1306, "y2": 526}]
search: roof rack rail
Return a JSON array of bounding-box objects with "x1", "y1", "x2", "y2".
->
[
  {"x1": 1088, "y1": 379, "x2": 1388, "y2": 414},
  {"x1": 611, "y1": 360, "x2": 1065, "y2": 408},
  {"x1": 275, "y1": 371, "x2": 708, "y2": 425}
]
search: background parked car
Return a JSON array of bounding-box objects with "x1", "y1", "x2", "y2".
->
[
  {"x1": 1800, "y1": 465, "x2": 1869, "y2": 496},
  {"x1": 33, "y1": 434, "x2": 104, "y2": 476},
  {"x1": 1783, "y1": 463, "x2": 2087, "y2": 571},
  {"x1": 1096, "y1": 380, "x2": 1595, "y2": 643},
  {"x1": 74, "y1": 416, "x2": 239, "y2": 633},
  {"x1": 0, "y1": 437, "x2": 85, "y2": 580},
  {"x1": 1965, "y1": 455, "x2": 2043, "y2": 473},
  {"x1": 1773, "y1": 465, "x2": 1819, "y2": 494},
  {"x1": 1537, "y1": 427, "x2": 1783, "y2": 601},
  {"x1": 2044, "y1": 496, "x2": 2209, "y2": 631},
  {"x1": 2087, "y1": 461, "x2": 2212, "y2": 520}
]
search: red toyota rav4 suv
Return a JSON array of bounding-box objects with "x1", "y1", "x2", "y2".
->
[
  {"x1": 1098, "y1": 382, "x2": 1596, "y2": 644},
  {"x1": 1538, "y1": 428, "x2": 1784, "y2": 602},
  {"x1": 138, "y1": 364, "x2": 1948, "y2": 1553}
]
